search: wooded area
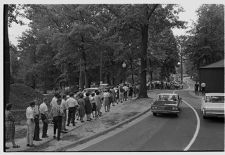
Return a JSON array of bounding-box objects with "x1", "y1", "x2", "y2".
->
[{"x1": 5, "y1": 4, "x2": 224, "y2": 103}]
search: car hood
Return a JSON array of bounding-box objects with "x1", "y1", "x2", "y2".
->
[{"x1": 153, "y1": 101, "x2": 177, "y2": 106}]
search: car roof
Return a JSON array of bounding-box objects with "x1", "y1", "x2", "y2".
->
[
  {"x1": 205, "y1": 93, "x2": 224, "y2": 96},
  {"x1": 158, "y1": 93, "x2": 178, "y2": 96}
]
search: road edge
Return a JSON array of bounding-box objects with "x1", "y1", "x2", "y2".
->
[{"x1": 55, "y1": 106, "x2": 152, "y2": 151}]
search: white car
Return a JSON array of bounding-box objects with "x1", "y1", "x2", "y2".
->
[{"x1": 201, "y1": 93, "x2": 224, "y2": 119}]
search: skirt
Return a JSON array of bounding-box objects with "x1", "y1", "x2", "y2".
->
[{"x1": 5, "y1": 121, "x2": 15, "y2": 141}]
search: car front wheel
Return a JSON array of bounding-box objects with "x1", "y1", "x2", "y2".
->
[{"x1": 202, "y1": 110, "x2": 207, "y2": 119}]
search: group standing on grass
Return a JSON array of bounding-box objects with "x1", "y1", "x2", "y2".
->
[{"x1": 5, "y1": 83, "x2": 136, "y2": 149}]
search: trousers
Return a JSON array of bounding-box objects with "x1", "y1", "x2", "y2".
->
[
  {"x1": 53, "y1": 116, "x2": 62, "y2": 140},
  {"x1": 26, "y1": 119, "x2": 35, "y2": 145},
  {"x1": 41, "y1": 114, "x2": 48, "y2": 137},
  {"x1": 67, "y1": 107, "x2": 76, "y2": 125},
  {"x1": 33, "y1": 115, "x2": 40, "y2": 140}
]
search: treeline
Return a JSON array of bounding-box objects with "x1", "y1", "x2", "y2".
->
[{"x1": 9, "y1": 4, "x2": 185, "y2": 96}]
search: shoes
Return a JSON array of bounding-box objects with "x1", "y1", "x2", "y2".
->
[
  {"x1": 61, "y1": 130, "x2": 68, "y2": 133},
  {"x1": 27, "y1": 144, "x2": 35, "y2": 147},
  {"x1": 67, "y1": 124, "x2": 69, "y2": 126},
  {"x1": 53, "y1": 135, "x2": 56, "y2": 139},
  {"x1": 64, "y1": 129, "x2": 68, "y2": 131},
  {"x1": 73, "y1": 124, "x2": 75, "y2": 126},
  {"x1": 87, "y1": 119, "x2": 91, "y2": 121},
  {"x1": 34, "y1": 139, "x2": 42, "y2": 141},
  {"x1": 57, "y1": 138, "x2": 61, "y2": 141},
  {"x1": 81, "y1": 120, "x2": 84, "y2": 123}
]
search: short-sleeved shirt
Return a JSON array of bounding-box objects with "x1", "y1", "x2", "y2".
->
[
  {"x1": 26, "y1": 106, "x2": 34, "y2": 119},
  {"x1": 61, "y1": 99, "x2": 68, "y2": 110},
  {"x1": 51, "y1": 104, "x2": 64, "y2": 117},
  {"x1": 33, "y1": 105, "x2": 40, "y2": 116},
  {"x1": 50, "y1": 97, "x2": 58, "y2": 107},
  {"x1": 66, "y1": 97, "x2": 78, "y2": 108},
  {"x1": 39, "y1": 102, "x2": 48, "y2": 114}
]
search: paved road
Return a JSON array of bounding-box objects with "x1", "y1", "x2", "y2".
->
[{"x1": 67, "y1": 84, "x2": 224, "y2": 151}]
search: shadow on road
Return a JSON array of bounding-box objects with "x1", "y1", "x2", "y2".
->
[
  {"x1": 154, "y1": 113, "x2": 178, "y2": 118},
  {"x1": 203, "y1": 117, "x2": 224, "y2": 123}
]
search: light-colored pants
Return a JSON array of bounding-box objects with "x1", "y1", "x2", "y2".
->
[{"x1": 27, "y1": 119, "x2": 35, "y2": 145}]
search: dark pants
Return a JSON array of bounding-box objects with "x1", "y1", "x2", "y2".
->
[
  {"x1": 33, "y1": 115, "x2": 40, "y2": 140},
  {"x1": 41, "y1": 114, "x2": 48, "y2": 137},
  {"x1": 53, "y1": 116, "x2": 62, "y2": 140},
  {"x1": 67, "y1": 107, "x2": 76, "y2": 125},
  {"x1": 124, "y1": 92, "x2": 127, "y2": 101}
]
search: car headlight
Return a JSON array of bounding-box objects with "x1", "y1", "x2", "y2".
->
[{"x1": 151, "y1": 106, "x2": 157, "y2": 110}]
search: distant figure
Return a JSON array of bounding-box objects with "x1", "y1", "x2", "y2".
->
[
  {"x1": 39, "y1": 98, "x2": 49, "y2": 138},
  {"x1": 94, "y1": 91, "x2": 102, "y2": 117},
  {"x1": 90, "y1": 93, "x2": 97, "y2": 118},
  {"x1": 84, "y1": 92, "x2": 93, "y2": 121},
  {"x1": 5, "y1": 104, "x2": 20, "y2": 149},
  {"x1": 66, "y1": 93, "x2": 78, "y2": 126},
  {"x1": 33, "y1": 99, "x2": 42, "y2": 141},
  {"x1": 103, "y1": 90, "x2": 111, "y2": 112},
  {"x1": 201, "y1": 82, "x2": 206, "y2": 95},
  {"x1": 128, "y1": 86, "x2": 133, "y2": 99},
  {"x1": 194, "y1": 82, "x2": 199, "y2": 95},
  {"x1": 77, "y1": 93, "x2": 85, "y2": 122},
  {"x1": 119, "y1": 86, "x2": 124, "y2": 103},
  {"x1": 61, "y1": 95, "x2": 68, "y2": 132},
  {"x1": 123, "y1": 85, "x2": 129, "y2": 101},
  {"x1": 26, "y1": 101, "x2": 35, "y2": 147},
  {"x1": 51, "y1": 98, "x2": 64, "y2": 141}
]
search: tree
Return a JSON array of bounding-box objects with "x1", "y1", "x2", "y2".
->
[{"x1": 185, "y1": 4, "x2": 224, "y2": 80}]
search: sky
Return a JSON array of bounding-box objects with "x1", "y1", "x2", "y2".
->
[{"x1": 8, "y1": 3, "x2": 201, "y2": 46}]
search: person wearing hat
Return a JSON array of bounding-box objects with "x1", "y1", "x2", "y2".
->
[
  {"x1": 5, "y1": 103, "x2": 20, "y2": 149},
  {"x1": 26, "y1": 101, "x2": 35, "y2": 147}
]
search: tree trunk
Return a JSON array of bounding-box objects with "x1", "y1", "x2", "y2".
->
[
  {"x1": 138, "y1": 24, "x2": 148, "y2": 98},
  {"x1": 4, "y1": 5, "x2": 10, "y2": 105},
  {"x1": 79, "y1": 59, "x2": 84, "y2": 90}
]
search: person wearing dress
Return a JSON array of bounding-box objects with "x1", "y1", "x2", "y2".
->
[
  {"x1": 103, "y1": 90, "x2": 110, "y2": 112},
  {"x1": 84, "y1": 92, "x2": 92, "y2": 121},
  {"x1": 26, "y1": 101, "x2": 35, "y2": 147},
  {"x1": 5, "y1": 104, "x2": 20, "y2": 149},
  {"x1": 39, "y1": 98, "x2": 49, "y2": 138},
  {"x1": 77, "y1": 93, "x2": 85, "y2": 122},
  {"x1": 33, "y1": 99, "x2": 42, "y2": 141},
  {"x1": 94, "y1": 91, "x2": 102, "y2": 117}
]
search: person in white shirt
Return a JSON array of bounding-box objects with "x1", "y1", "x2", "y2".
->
[
  {"x1": 61, "y1": 94, "x2": 68, "y2": 132},
  {"x1": 50, "y1": 93, "x2": 60, "y2": 108},
  {"x1": 39, "y1": 98, "x2": 49, "y2": 138},
  {"x1": 66, "y1": 93, "x2": 79, "y2": 126},
  {"x1": 123, "y1": 85, "x2": 129, "y2": 101},
  {"x1": 26, "y1": 101, "x2": 35, "y2": 147}
]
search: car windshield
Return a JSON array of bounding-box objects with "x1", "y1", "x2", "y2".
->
[
  {"x1": 158, "y1": 95, "x2": 178, "y2": 102},
  {"x1": 205, "y1": 96, "x2": 224, "y2": 103}
]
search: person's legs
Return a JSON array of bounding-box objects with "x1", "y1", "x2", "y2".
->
[
  {"x1": 33, "y1": 117, "x2": 40, "y2": 140},
  {"x1": 53, "y1": 117, "x2": 57, "y2": 138},
  {"x1": 71, "y1": 107, "x2": 75, "y2": 126},
  {"x1": 67, "y1": 108, "x2": 72, "y2": 126},
  {"x1": 57, "y1": 116, "x2": 62, "y2": 140}
]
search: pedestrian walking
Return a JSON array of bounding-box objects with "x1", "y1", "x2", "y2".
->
[
  {"x1": 103, "y1": 90, "x2": 111, "y2": 112},
  {"x1": 84, "y1": 92, "x2": 93, "y2": 121},
  {"x1": 77, "y1": 93, "x2": 85, "y2": 122},
  {"x1": 94, "y1": 91, "x2": 102, "y2": 117},
  {"x1": 50, "y1": 93, "x2": 60, "y2": 109},
  {"x1": 26, "y1": 101, "x2": 35, "y2": 147},
  {"x1": 39, "y1": 98, "x2": 49, "y2": 138},
  {"x1": 5, "y1": 104, "x2": 20, "y2": 149},
  {"x1": 33, "y1": 99, "x2": 42, "y2": 141},
  {"x1": 51, "y1": 98, "x2": 64, "y2": 141},
  {"x1": 110, "y1": 88, "x2": 116, "y2": 106},
  {"x1": 61, "y1": 95, "x2": 68, "y2": 132},
  {"x1": 66, "y1": 93, "x2": 78, "y2": 126}
]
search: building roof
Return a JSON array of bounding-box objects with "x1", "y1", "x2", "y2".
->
[{"x1": 200, "y1": 59, "x2": 224, "y2": 69}]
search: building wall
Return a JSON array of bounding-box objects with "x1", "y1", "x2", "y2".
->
[{"x1": 199, "y1": 68, "x2": 224, "y2": 93}]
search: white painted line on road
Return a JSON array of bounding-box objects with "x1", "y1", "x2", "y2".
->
[
  {"x1": 182, "y1": 99, "x2": 200, "y2": 151},
  {"x1": 173, "y1": 90, "x2": 200, "y2": 151}
]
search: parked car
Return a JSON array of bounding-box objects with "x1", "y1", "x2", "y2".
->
[
  {"x1": 201, "y1": 93, "x2": 224, "y2": 119},
  {"x1": 151, "y1": 93, "x2": 182, "y2": 117},
  {"x1": 82, "y1": 87, "x2": 99, "y2": 96}
]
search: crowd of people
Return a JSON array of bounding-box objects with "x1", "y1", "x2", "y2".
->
[{"x1": 5, "y1": 83, "x2": 137, "y2": 149}]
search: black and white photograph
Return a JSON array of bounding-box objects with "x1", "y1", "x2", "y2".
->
[{"x1": 2, "y1": 0, "x2": 225, "y2": 153}]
